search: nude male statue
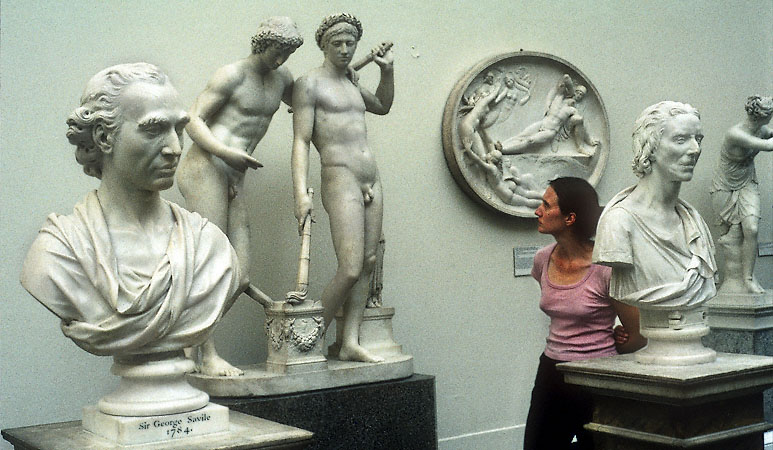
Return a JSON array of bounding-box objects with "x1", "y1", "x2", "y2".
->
[
  {"x1": 292, "y1": 13, "x2": 394, "y2": 363},
  {"x1": 710, "y1": 96, "x2": 773, "y2": 294},
  {"x1": 498, "y1": 74, "x2": 599, "y2": 155},
  {"x1": 176, "y1": 17, "x2": 303, "y2": 376}
]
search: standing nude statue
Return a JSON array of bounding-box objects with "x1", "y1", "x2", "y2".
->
[
  {"x1": 176, "y1": 17, "x2": 303, "y2": 376},
  {"x1": 292, "y1": 13, "x2": 394, "y2": 363},
  {"x1": 710, "y1": 96, "x2": 773, "y2": 294},
  {"x1": 498, "y1": 74, "x2": 599, "y2": 155}
]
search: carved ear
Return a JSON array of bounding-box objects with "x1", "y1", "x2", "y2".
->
[{"x1": 92, "y1": 124, "x2": 113, "y2": 154}]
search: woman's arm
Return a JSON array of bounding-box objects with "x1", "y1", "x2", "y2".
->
[{"x1": 612, "y1": 300, "x2": 647, "y2": 353}]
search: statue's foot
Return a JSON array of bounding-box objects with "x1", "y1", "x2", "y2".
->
[
  {"x1": 338, "y1": 344, "x2": 385, "y2": 363},
  {"x1": 200, "y1": 354, "x2": 244, "y2": 377},
  {"x1": 745, "y1": 277, "x2": 766, "y2": 294}
]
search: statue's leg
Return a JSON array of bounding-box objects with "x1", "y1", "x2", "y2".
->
[
  {"x1": 177, "y1": 152, "x2": 243, "y2": 376},
  {"x1": 334, "y1": 180, "x2": 385, "y2": 363},
  {"x1": 320, "y1": 171, "x2": 366, "y2": 330},
  {"x1": 740, "y1": 215, "x2": 764, "y2": 294}
]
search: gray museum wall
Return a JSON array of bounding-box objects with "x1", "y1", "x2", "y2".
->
[{"x1": 1, "y1": 1, "x2": 771, "y2": 449}]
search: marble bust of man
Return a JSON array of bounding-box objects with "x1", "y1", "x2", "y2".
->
[
  {"x1": 593, "y1": 101, "x2": 717, "y2": 364},
  {"x1": 21, "y1": 63, "x2": 243, "y2": 358}
]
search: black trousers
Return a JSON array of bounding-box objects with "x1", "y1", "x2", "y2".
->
[{"x1": 523, "y1": 353, "x2": 595, "y2": 450}]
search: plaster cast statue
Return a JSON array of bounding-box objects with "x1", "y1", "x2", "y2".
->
[
  {"x1": 176, "y1": 17, "x2": 303, "y2": 376},
  {"x1": 498, "y1": 74, "x2": 599, "y2": 155},
  {"x1": 20, "y1": 63, "x2": 243, "y2": 414},
  {"x1": 710, "y1": 96, "x2": 773, "y2": 295},
  {"x1": 292, "y1": 13, "x2": 394, "y2": 363},
  {"x1": 593, "y1": 101, "x2": 717, "y2": 365}
]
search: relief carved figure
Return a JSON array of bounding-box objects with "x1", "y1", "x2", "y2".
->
[
  {"x1": 176, "y1": 17, "x2": 303, "y2": 376},
  {"x1": 498, "y1": 74, "x2": 599, "y2": 155},
  {"x1": 464, "y1": 147, "x2": 543, "y2": 208},
  {"x1": 292, "y1": 13, "x2": 394, "y2": 363},
  {"x1": 20, "y1": 63, "x2": 243, "y2": 412},
  {"x1": 443, "y1": 52, "x2": 608, "y2": 218},
  {"x1": 710, "y1": 96, "x2": 773, "y2": 295},
  {"x1": 593, "y1": 101, "x2": 717, "y2": 365},
  {"x1": 492, "y1": 67, "x2": 532, "y2": 123}
]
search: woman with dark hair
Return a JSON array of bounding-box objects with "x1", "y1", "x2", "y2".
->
[{"x1": 523, "y1": 177, "x2": 645, "y2": 450}]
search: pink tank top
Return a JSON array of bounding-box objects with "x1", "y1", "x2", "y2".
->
[{"x1": 531, "y1": 243, "x2": 618, "y2": 362}]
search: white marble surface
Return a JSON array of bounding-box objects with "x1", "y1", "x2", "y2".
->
[
  {"x1": 188, "y1": 355, "x2": 413, "y2": 397},
  {"x1": 82, "y1": 403, "x2": 229, "y2": 445}
]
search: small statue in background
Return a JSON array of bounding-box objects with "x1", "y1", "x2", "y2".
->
[{"x1": 710, "y1": 96, "x2": 773, "y2": 294}]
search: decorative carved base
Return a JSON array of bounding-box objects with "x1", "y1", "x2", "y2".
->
[
  {"x1": 559, "y1": 353, "x2": 773, "y2": 450},
  {"x1": 264, "y1": 300, "x2": 327, "y2": 374},
  {"x1": 328, "y1": 306, "x2": 404, "y2": 358},
  {"x1": 82, "y1": 402, "x2": 229, "y2": 445}
]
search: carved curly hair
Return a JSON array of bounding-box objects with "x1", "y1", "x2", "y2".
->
[
  {"x1": 251, "y1": 16, "x2": 304, "y2": 55},
  {"x1": 744, "y1": 96, "x2": 773, "y2": 120},
  {"x1": 65, "y1": 63, "x2": 168, "y2": 179},
  {"x1": 315, "y1": 13, "x2": 362, "y2": 49},
  {"x1": 631, "y1": 101, "x2": 700, "y2": 178}
]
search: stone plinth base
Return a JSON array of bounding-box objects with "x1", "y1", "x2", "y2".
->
[
  {"x1": 558, "y1": 353, "x2": 773, "y2": 450},
  {"x1": 82, "y1": 402, "x2": 229, "y2": 445},
  {"x1": 328, "y1": 306, "x2": 405, "y2": 358},
  {"x1": 2, "y1": 410, "x2": 313, "y2": 449},
  {"x1": 217, "y1": 373, "x2": 437, "y2": 450},
  {"x1": 705, "y1": 289, "x2": 773, "y2": 421},
  {"x1": 188, "y1": 354, "x2": 413, "y2": 397},
  {"x1": 707, "y1": 290, "x2": 773, "y2": 330}
]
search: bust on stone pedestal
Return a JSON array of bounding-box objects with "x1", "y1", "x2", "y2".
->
[
  {"x1": 593, "y1": 101, "x2": 718, "y2": 365},
  {"x1": 19, "y1": 63, "x2": 243, "y2": 439}
]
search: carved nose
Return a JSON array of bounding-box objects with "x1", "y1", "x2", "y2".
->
[{"x1": 162, "y1": 134, "x2": 182, "y2": 156}]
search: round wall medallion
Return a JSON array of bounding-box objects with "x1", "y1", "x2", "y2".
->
[{"x1": 442, "y1": 51, "x2": 610, "y2": 217}]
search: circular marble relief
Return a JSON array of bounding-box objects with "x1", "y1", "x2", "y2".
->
[{"x1": 442, "y1": 51, "x2": 610, "y2": 217}]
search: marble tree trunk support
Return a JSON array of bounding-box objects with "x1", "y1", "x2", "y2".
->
[
  {"x1": 18, "y1": 63, "x2": 245, "y2": 446},
  {"x1": 593, "y1": 101, "x2": 717, "y2": 365},
  {"x1": 176, "y1": 17, "x2": 304, "y2": 377}
]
